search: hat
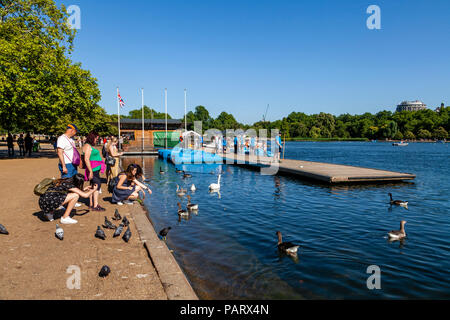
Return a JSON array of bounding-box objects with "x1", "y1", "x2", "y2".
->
[{"x1": 67, "y1": 124, "x2": 79, "y2": 132}]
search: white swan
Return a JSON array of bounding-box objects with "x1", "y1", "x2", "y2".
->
[
  {"x1": 190, "y1": 184, "x2": 196, "y2": 192},
  {"x1": 209, "y1": 174, "x2": 221, "y2": 191}
]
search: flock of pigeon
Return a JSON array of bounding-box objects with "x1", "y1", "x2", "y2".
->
[
  {"x1": 0, "y1": 208, "x2": 133, "y2": 279},
  {"x1": 95, "y1": 209, "x2": 132, "y2": 243}
]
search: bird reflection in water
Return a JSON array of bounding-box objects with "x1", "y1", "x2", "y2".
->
[{"x1": 274, "y1": 176, "x2": 281, "y2": 199}]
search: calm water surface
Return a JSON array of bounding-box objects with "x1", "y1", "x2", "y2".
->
[{"x1": 123, "y1": 142, "x2": 450, "y2": 299}]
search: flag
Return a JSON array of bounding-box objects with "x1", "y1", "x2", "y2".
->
[{"x1": 118, "y1": 91, "x2": 125, "y2": 108}]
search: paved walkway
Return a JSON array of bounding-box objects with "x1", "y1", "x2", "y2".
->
[{"x1": 0, "y1": 146, "x2": 169, "y2": 300}]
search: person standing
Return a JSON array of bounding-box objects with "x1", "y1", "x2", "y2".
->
[
  {"x1": 7, "y1": 133, "x2": 14, "y2": 157},
  {"x1": 57, "y1": 124, "x2": 79, "y2": 179},
  {"x1": 107, "y1": 137, "x2": 123, "y2": 182},
  {"x1": 82, "y1": 132, "x2": 105, "y2": 211},
  {"x1": 275, "y1": 133, "x2": 283, "y2": 161},
  {"x1": 17, "y1": 134, "x2": 25, "y2": 157},
  {"x1": 234, "y1": 136, "x2": 238, "y2": 154},
  {"x1": 25, "y1": 133, "x2": 33, "y2": 157}
]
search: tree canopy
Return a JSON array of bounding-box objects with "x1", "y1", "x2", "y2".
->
[{"x1": 0, "y1": 0, "x2": 110, "y2": 135}]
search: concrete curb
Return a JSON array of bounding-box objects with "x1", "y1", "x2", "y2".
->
[{"x1": 130, "y1": 204, "x2": 198, "y2": 300}]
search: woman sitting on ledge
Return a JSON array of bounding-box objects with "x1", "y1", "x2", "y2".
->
[
  {"x1": 39, "y1": 174, "x2": 98, "y2": 224},
  {"x1": 112, "y1": 164, "x2": 151, "y2": 205}
]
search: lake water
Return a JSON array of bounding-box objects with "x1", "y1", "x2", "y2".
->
[{"x1": 122, "y1": 141, "x2": 450, "y2": 299}]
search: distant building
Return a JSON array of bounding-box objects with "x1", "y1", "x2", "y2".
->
[
  {"x1": 435, "y1": 103, "x2": 445, "y2": 113},
  {"x1": 396, "y1": 100, "x2": 428, "y2": 112}
]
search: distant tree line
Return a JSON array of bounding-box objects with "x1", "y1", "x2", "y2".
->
[{"x1": 178, "y1": 105, "x2": 449, "y2": 140}]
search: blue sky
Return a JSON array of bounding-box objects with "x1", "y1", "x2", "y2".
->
[{"x1": 58, "y1": 0, "x2": 450, "y2": 124}]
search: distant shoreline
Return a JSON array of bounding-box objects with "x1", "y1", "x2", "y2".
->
[{"x1": 285, "y1": 138, "x2": 447, "y2": 143}]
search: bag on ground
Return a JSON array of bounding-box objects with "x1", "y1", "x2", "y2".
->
[{"x1": 34, "y1": 178, "x2": 56, "y2": 196}]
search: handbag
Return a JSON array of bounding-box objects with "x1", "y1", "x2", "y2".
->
[
  {"x1": 105, "y1": 156, "x2": 116, "y2": 167},
  {"x1": 63, "y1": 135, "x2": 81, "y2": 167}
]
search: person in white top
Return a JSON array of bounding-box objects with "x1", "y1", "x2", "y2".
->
[{"x1": 57, "y1": 124, "x2": 79, "y2": 179}]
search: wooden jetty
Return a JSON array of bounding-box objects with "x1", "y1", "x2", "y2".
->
[{"x1": 220, "y1": 152, "x2": 416, "y2": 184}]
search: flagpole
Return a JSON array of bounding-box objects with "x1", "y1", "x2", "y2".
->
[
  {"x1": 184, "y1": 89, "x2": 187, "y2": 133},
  {"x1": 141, "y1": 88, "x2": 145, "y2": 152},
  {"x1": 165, "y1": 88, "x2": 168, "y2": 149},
  {"x1": 117, "y1": 87, "x2": 121, "y2": 150}
]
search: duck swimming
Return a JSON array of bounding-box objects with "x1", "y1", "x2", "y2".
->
[
  {"x1": 388, "y1": 221, "x2": 407, "y2": 240},
  {"x1": 183, "y1": 171, "x2": 192, "y2": 178},
  {"x1": 186, "y1": 195, "x2": 198, "y2": 211},
  {"x1": 276, "y1": 231, "x2": 300, "y2": 255},
  {"x1": 176, "y1": 184, "x2": 186, "y2": 196},
  {"x1": 389, "y1": 193, "x2": 408, "y2": 207},
  {"x1": 160, "y1": 167, "x2": 165, "y2": 174},
  {"x1": 177, "y1": 202, "x2": 189, "y2": 217},
  {"x1": 175, "y1": 168, "x2": 183, "y2": 173},
  {"x1": 190, "y1": 184, "x2": 196, "y2": 192}
]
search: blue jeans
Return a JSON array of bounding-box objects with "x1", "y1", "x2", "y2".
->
[{"x1": 59, "y1": 163, "x2": 78, "y2": 179}]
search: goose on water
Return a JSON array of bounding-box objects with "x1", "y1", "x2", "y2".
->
[
  {"x1": 209, "y1": 174, "x2": 221, "y2": 191},
  {"x1": 276, "y1": 231, "x2": 300, "y2": 255},
  {"x1": 183, "y1": 171, "x2": 192, "y2": 178},
  {"x1": 175, "y1": 168, "x2": 183, "y2": 173},
  {"x1": 388, "y1": 221, "x2": 407, "y2": 240},
  {"x1": 389, "y1": 193, "x2": 408, "y2": 207},
  {"x1": 177, "y1": 202, "x2": 189, "y2": 217},
  {"x1": 186, "y1": 195, "x2": 198, "y2": 211},
  {"x1": 160, "y1": 167, "x2": 165, "y2": 174},
  {"x1": 176, "y1": 185, "x2": 186, "y2": 196},
  {"x1": 190, "y1": 184, "x2": 196, "y2": 192}
]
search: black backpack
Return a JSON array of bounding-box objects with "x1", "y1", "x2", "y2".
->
[{"x1": 108, "y1": 176, "x2": 118, "y2": 194}]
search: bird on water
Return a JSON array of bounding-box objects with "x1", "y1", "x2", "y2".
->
[
  {"x1": 160, "y1": 167, "x2": 165, "y2": 174},
  {"x1": 177, "y1": 202, "x2": 189, "y2": 217},
  {"x1": 389, "y1": 193, "x2": 408, "y2": 207},
  {"x1": 176, "y1": 185, "x2": 187, "y2": 196},
  {"x1": 186, "y1": 195, "x2": 198, "y2": 211},
  {"x1": 159, "y1": 227, "x2": 172, "y2": 240},
  {"x1": 276, "y1": 231, "x2": 300, "y2": 255},
  {"x1": 183, "y1": 171, "x2": 192, "y2": 178},
  {"x1": 388, "y1": 221, "x2": 407, "y2": 241},
  {"x1": 190, "y1": 184, "x2": 196, "y2": 192},
  {"x1": 209, "y1": 174, "x2": 221, "y2": 191}
]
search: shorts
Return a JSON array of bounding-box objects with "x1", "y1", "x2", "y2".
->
[
  {"x1": 91, "y1": 170, "x2": 102, "y2": 191},
  {"x1": 59, "y1": 163, "x2": 78, "y2": 179}
]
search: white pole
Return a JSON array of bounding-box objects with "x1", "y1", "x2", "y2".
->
[
  {"x1": 117, "y1": 87, "x2": 121, "y2": 150},
  {"x1": 142, "y1": 88, "x2": 145, "y2": 152},
  {"x1": 165, "y1": 88, "x2": 168, "y2": 149},
  {"x1": 184, "y1": 89, "x2": 187, "y2": 133}
]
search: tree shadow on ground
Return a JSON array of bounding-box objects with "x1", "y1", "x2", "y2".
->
[{"x1": 33, "y1": 208, "x2": 90, "y2": 222}]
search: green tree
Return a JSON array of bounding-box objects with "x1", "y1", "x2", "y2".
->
[
  {"x1": 0, "y1": 0, "x2": 104, "y2": 135},
  {"x1": 309, "y1": 126, "x2": 321, "y2": 139},
  {"x1": 127, "y1": 106, "x2": 171, "y2": 120},
  {"x1": 404, "y1": 131, "x2": 415, "y2": 140},
  {"x1": 433, "y1": 127, "x2": 448, "y2": 140},
  {"x1": 417, "y1": 129, "x2": 432, "y2": 139}
]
